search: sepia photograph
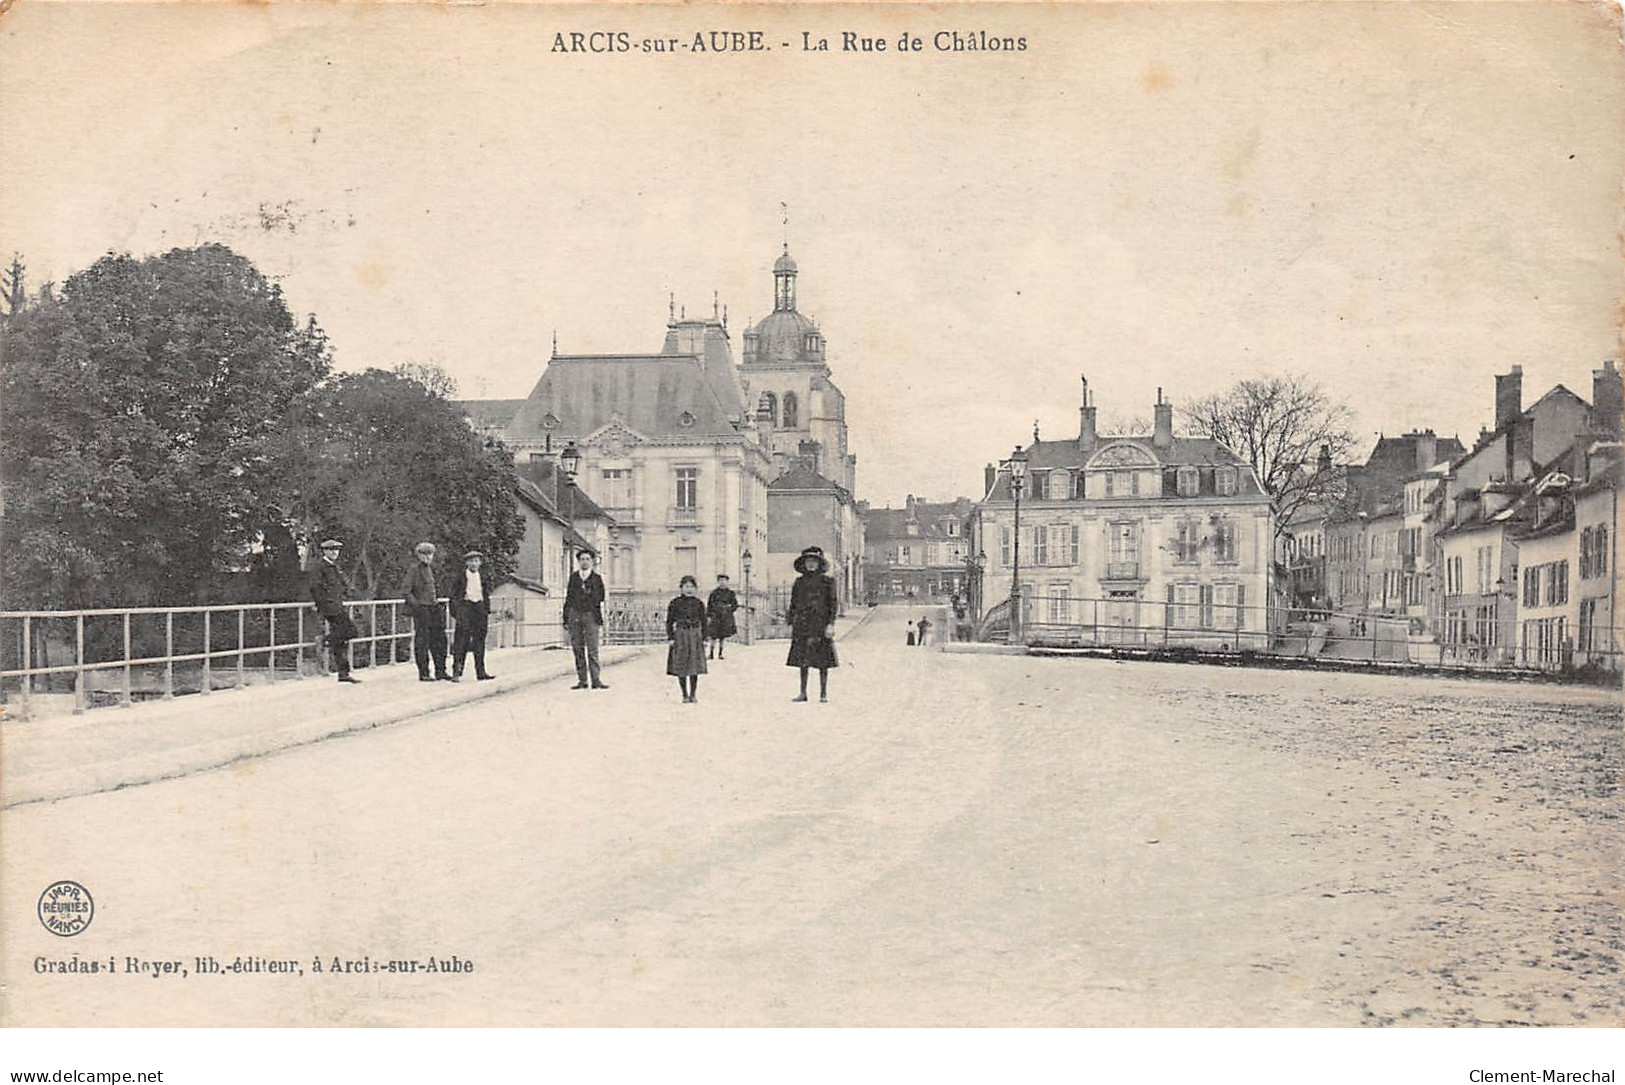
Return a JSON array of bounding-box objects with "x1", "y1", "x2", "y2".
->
[{"x1": 1, "y1": 0, "x2": 1621, "y2": 1075}]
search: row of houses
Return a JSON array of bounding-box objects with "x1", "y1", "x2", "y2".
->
[{"x1": 1279, "y1": 362, "x2": 1622, "y2": 673}]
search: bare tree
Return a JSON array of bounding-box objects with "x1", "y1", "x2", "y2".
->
[
  {"x1": 391, "y1": 361, "x2": 458, "y2": 399},
  {"x1": 1181, "y1": 375, "x2": 1357, "y2": 536}
]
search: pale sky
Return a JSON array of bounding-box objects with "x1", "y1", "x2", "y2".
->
[{"x1": 3, "y1": 2, "x2": 1621, "y2": 507}]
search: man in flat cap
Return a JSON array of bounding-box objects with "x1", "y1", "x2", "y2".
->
[
  {"x1": 404, "y1": 541, "x2": 451, "y2": 682},
  {"x1": 450, "y1": 549, "x2": 494, "y2": 682},
  {"x1": 309, "y1": 539, "x2": 360, "y2": 684},
  {"x1": 563, "y1": 548, "x2": 609, "y2": 690}
]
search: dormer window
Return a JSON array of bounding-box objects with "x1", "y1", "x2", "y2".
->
[
  {"x1": 1176, "y1": 467, "x2": 1200, "y2": 497},
  {"x1": 1216, "y1": 467, "x2": 1238, "y2": 496}
]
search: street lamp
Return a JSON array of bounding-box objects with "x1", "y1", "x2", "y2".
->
[
  {"x1": 974, "y1": 548, "x2": 987, "y2": 624},
  {"x1": 559, "y1": 440, "x2": 581, "y2": 536},
  {"x1": 741, "y1": 548, "x2": 754, "y2": 646},
  {"x1": 1006, "y1": 445, "x2": 1028, "y2": 644}
]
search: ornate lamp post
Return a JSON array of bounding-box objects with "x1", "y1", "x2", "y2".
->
[
  {"x1": 742, "y1": 548, "x2": 754, "y2": 645},
  {"x1": 560, "y1": 439, "x2": 581, "y2": 536},
  {"x1": 1006, "y1": 444, "x2": 1028, "y2": 644}
]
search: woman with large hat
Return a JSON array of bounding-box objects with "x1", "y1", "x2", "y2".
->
[{"x1": 786, "y1": 546, "x2": 839, "y2": 702}]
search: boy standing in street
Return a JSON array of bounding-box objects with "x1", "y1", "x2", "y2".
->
[
  {"x1": 405, "y1": 541, "x2": 451, "y2": 682},
  {"x1": 563, "y1": 549, "x2": 609, "y2": 690}
]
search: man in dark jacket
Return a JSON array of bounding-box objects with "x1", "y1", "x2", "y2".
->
[
  {"x1": 450, "y1": 549, "x2": 495, "y2": 681},
  {"x1": 404, "y1": 541, "x2": 451, "y2": 682},
  {"x1": 309, "y1": 538, "x2": 361, "y2": 683},
  {"x1": 563, "y1": 549, "x2": 609, "y2": 690}
]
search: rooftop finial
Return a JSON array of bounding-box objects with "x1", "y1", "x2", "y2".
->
[
  {"x1": 551, "y1": 329, "x2": 557, "y2": 356},
  {"x1": 1033, "y1": 419, "x2": 1041, "y2": 443},
  {"x1": 780, "y1": 200, "x2": 789, "y2": 252},
  {"x1": 713, "y1": 290, "x2": 719, "y2": 320}
]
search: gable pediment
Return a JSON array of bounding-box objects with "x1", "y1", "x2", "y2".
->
[
  {"x1": 1088, "y1": 441, "x2": 1158, "y2": 469},
  {"x1": 583, "y1": 416, "x2": 648, "y2": 458}
]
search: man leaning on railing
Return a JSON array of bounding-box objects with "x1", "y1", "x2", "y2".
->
[{"x1": 309, "y1": 539, "x2": 361, "y2": 684}]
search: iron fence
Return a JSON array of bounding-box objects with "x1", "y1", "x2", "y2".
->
[
  {"x1": 974, "y1": 592, "x2": 1624, "y2": 675},
  {"x1": 0, "y1": 597, "x2": 527, "y2": 721}
]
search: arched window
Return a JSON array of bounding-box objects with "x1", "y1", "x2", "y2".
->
[
  {"x1": 782, "y1": 392, "x2": 799, "y2": 428},
  {"x1": 758, "y1": 392, "x2": 778, "y2": 426}
]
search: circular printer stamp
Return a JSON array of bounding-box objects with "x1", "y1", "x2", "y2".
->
[{"x1": 38, "y1": 880, "x2": 94, "y2": 937}]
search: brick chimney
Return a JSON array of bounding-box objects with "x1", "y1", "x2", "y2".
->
[
  {"x1": 1077, "y1": 375, "x2": 1097, "y2": 453},
  {"x1": 1153, "y1": 387, "x2": 1174, "y2": 450},
  {"x1": 1316, "y1": 444, "x2": 1333, "y2": 472},
  {"x1": 1495, "y1": 365, "x2": 1523, "y2": 431},
  {"x1": 1508, "y1": 415, "x2": 1535, "y2": 482},
  {"x1": 1414, "y1": 430, "x2": 1437, "y2": 471},
  {"x1": 1592, "y1": 359, "x2": 1622, "y2": 438},
  {"x1": 984, "y1": 463, "x2": 997, "y2": 496}
]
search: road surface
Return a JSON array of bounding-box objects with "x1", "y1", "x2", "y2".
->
[{"x1": 4, "y1": 605, "x2": 1619, "y2": 1025}]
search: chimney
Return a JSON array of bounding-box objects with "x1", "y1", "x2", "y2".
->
[
  {"x1": 1415, "y1": 430, "x2": 1437, "y2": 471},
  {"x1": 984, "y1": 463, "x2": 996, "y2": 496},
  {"x1": 1495, "y1": 365, "x2": 1523, "y2": 431},
  {"x1": 906, "y1": 493, "x2": 915, "y2": 516},
  {"x1": 1316, "y1": 444, "x2": 1333, "y2": 472},
  {"x1": 1153, "y1": 387, "x2": 1174, "y2": 450},
  {"x1": 797, "y1": 439, "x2": 821, "y2": 475},
  {"x1": 1077, "y1": 376, "x2": 1098, "y2": 452},
  {"x1": 1592, "y1": 359, "x2": 1622, "y2": 438},
  {"x1": 1508, "y1": 415, "x2": 1535, "y2": 482}
]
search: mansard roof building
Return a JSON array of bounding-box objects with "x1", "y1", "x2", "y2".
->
[{"x1": 972, "y1": 377, "x2": 1274, "y2": 648}]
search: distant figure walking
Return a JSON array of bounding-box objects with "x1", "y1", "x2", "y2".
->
[
  {"x1": 906, "y1": 621, "x2": 916, "y2": 646},
  {"x1": 706, "y1": 573, "x2": 739, "y2": 660},
  {"x1": 405, "y1": 541, "x2": 451, "y2": 682},
  {"x1": 667, "y1": 575, "x2": 708, "y2": 703},
  {"x1": 310, "y1": 538, "x2": 360, "y2": 684},
  {"x1": 787, "y1": 546, "x2": 839, "y2": 703},
  {"x1": 916, "y1": 615, "x2": 932, "y2": 647},
  {"x1": 564, "y1": 549, "x2": 609, "y2": 690},
  {"x1": 450, "y1": 549, "x2": 494, "y2": 681}
]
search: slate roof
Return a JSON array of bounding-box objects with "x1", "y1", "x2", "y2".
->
[
  {"x1": 458, "y1": 398, "x2": 525, "y2": 430},
  {"x1": 863, "y1": 501, "x2": 971, "y2": 542},
  {"x1": 769, "y1": 463, "x2": 847, "y2": 495},
  {"x1": 506, "y1": 354, "x2": 745, "y2": 442},
  {"x1": 514, "y1": 480, "x2": 595, "y2": 552},
  {"x1": 514, "y1": 460, "x2": 612, "y2": 524},
  {"x1": 983, "y1": 437, "x2": 1264, "y2": 502}
]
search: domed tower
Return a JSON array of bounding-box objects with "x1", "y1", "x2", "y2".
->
[
  {"x1": 737, "y1": 244, "x2": 856, "y2": 500},
  {"x1": 742, "y1": 246, "x2": 826, "y2": 366}
]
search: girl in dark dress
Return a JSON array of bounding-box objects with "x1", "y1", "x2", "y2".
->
[
  {"x1": 786, "y1": 546, "x2": 839, "y2": 703},
  {"x1": 706, "y1": 573, "x2": 739, "y2": 660},
  {"x1": 666, "y1": 575, "x2": 708, "y2": 703}
]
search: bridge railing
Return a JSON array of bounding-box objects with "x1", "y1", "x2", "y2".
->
[
  {"x1": 973, "y1": 592, "x2": 1624, "y2": 677},
  {"x1": 0, "y1": 598, "x2": 525, "y2": 721}
]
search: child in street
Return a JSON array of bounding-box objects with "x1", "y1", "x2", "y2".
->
[{"x1": 666, "y1": 575, "x2": 708, "y2": 703}]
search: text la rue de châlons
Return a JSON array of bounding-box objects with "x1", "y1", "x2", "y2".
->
[{"x1": 551, "y1": 29, "x2": 1028, "y2": 55}]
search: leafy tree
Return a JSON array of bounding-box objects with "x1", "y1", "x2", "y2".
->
[
  {"x1": 0, "y1": 244, "x2": 331, "y2": 609},
  {"x1": 1, "y1": 254, "x2": 25, "y2": 323},
  {"x1": 1181, "y1": 375, "x2": 1357, "y2": 536},
  {"x1": 261, "y1": 368, "x2": 524, "y2": 599}
]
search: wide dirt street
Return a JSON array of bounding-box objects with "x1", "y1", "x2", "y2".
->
[{"x1": 4, "y1": 605, "x2": 1619, "y2": 1025}]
